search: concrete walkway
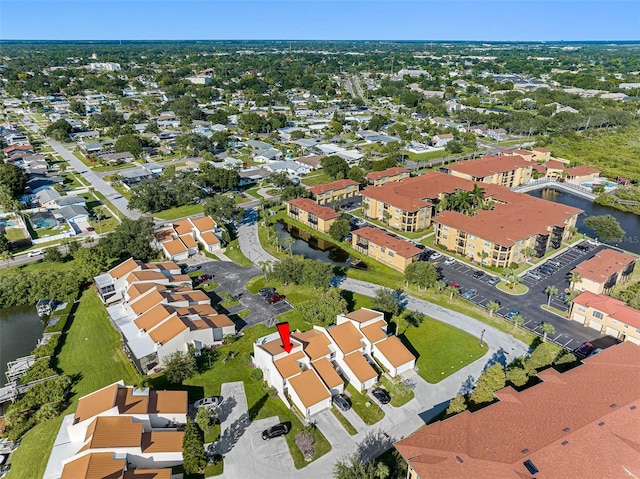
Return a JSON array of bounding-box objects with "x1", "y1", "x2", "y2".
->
[{"x1": 209, "y1": 382, "x2": 250, "y2": 458}]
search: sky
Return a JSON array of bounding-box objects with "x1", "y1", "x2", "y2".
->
[{"x1": 1, "y1": 0, "x2": 639, "y2": 41}]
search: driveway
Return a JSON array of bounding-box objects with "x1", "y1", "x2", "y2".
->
[
  {"x1": 209, "y1": 382, "x2": 250, "y2": 457},
  {"x1": 237, "y1": 208, "x2": 277, "y2": 264}
]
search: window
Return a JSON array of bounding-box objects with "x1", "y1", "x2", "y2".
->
[
  {"x1": 443, "y1": 234, "x2": 448, "y2": 239},
  {"x1": 592, "y1": 311, "x2": 603, "y2": 319},
  {"x1": 469, "y1": 235, "x2": 476, "y2": 240},
  {"x1": 388, "y1": 251, "x2": 394, "y2": 257},
  {"x1": 381, "y1": 247, "x2": 386, "y2": 253},
  {"x1": 577, "y1": 306, "x2": 586, "y2": 312},
  {"x1": 485, "y1": 241, "x2": 490, "y2": 246}
]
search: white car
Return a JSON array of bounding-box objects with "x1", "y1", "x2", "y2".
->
[
  {"x1": 28, "y1": 250, "x2": 44, "y2": 257},
  {"x1": 431, "y1": 252, "x2": 442, "y2": 260},
  {"x1": 444, "y1": 257, "x2": 456, "y2": 266},
  {"x1": 194, "y1": 396, "x2": 223, "y2": 409}
]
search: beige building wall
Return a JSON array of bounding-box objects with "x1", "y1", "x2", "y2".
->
[
  {"x1": 362, "y1": 196, "x2": 432, "y2": 232},
  {"x1": 314, "y1": 185, "x2": 359, "y2": 205},
  {"x1": 286, "y1": 203, "x2": 337, "y2": 234},
  {"x1": 569, "y1": 303, "x2": 640, "y2": 345},
  {"x1": 352, "y1": 233, "x2": 417, "y2": 272}
]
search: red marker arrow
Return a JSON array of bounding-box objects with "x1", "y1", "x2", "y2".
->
[{"x1": 276, "y1": 322, "x2": 292, "y2": 353}]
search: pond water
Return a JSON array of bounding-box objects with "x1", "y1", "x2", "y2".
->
[
  {"x1": 0, "y1": 306, "x2": 45, "y2": 387},
  {"x1": 528, "y1": 188, "x2": 640, "y2": 254},
  {"x1": 275, "y1": 222, "x2": 354, "y2": 267}
]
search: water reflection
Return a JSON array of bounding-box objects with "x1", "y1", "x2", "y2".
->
[{"x1": 275, "y1": 222, "x2": 356, "y2": 267}]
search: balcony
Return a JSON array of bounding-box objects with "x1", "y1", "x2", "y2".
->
[{"x1": 355, "y1": 242, "x2": 369, "y2": 250}]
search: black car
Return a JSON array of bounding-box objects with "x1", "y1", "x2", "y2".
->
[
  {"x1": 576, "y1": 244, "x2": 590, "y2": 252},
  {"x1": 262, "y1": 423, "x2": 289, "y2": 440},
  {"x1": 333, "y1": 394, "x2": 351, "y2": 411},
  {"x1": 472, "y1": 270, "x2": 485, "y2": 279},
  {"x1": 258, "y1": 287, "x2": 277, "y2": 297},
  {"x1": 371, "y1": 387, "x2": 391, "y2": 405}
]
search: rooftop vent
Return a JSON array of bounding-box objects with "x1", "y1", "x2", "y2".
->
[
  {"x1": 631, "y1": 405, "x2": 637, "y2": 411},
  {"x1": 455, "y1": 456, "x2": 464, "y2": 463},
  {"x1": 598, "y1": 421, "x2": 605, "y2": 427},
  {"x1": 563, "y1": 427, "x2": 570, "y2": 433},
  {"x1": 523, "y1": 460, "x2": 539, "y2": 475},
  {"x1": 561, "y1": 440, "x2": 569, "y2": 446},
  {"x1": 521, "y1": 448, "x2": 529, "y2": 455},
  {"x1": 610, "y1": 403, "x2": 617, "y2": 408}
]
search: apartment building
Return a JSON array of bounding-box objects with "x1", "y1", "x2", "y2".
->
[
  {"x1": 154, "y1": 215, "x2": 221, "y2": 261},
  {"x1": 531, "y1": 147, "x2": 552, "y2": 162},
  {"x1": 44, "y1": 381, "x2": 187, "y2": 479},
  {"x1": 569, "y1": 291, "x2": 640, "y2": 344},
  {"x1": 571, "y1": 249, "x2": 637, "y2": 295},
  {"x1": 95, "y1": 259, "x2": 235, "y2": 374},
  {"x1": 433, "y1": 193, "x2": 581, "y2": 267},
  {"x1": 395, "y1": 342, "x2": 640, "y2": 479},
  {"x1": 252, "y1": 308, "x2": 415, "y2": 418},
  {"x1": 351, "y1": 227, "x2": 422, "y2": 272},
  {"x1": 365, "y1": 166, "x2": 410, "y2": 186},
  {"x1": 308, "y1": 179, "x2": 360, "y2": 206},
  {"x1": 286, "y1": 197, "x2": 339, "y2": 234},
  {"x1": 445, "y1": 155, "x2": 533, "y2": 187}
]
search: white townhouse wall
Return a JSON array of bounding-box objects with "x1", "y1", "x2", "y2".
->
[
  {"x1": 372, "y1": 336, "x2": 417, "y2": 377},
  {"x1": 155, "y1": 328, "x2": 192, "y2": 364}
]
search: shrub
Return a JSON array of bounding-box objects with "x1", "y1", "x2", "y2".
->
[{"x1": 250, "y1": 368, "x2": 263, "y2": 381}]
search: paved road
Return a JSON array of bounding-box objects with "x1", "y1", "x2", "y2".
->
[
  {"x1": 23, "y1": 117, "x2": 141, "y2": 219},
  {"x1": 237, "y1": 208, "x2": 278, "y2": 264}
]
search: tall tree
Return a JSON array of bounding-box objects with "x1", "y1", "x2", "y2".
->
[
  {"x1": 328, "y1": 217, "x2": 351, "y2": 242},
  {"x1": 333, "y1": 451, "x2": 389, "y2": 479},
  {"x1": 404, "y1": 261, "x2": 439, "y2": 290},
  {"x1": 101, "y1": 217, "x2": 155, "y2": 261},
  {"x1": 371, "y1": 288, "x2": 402, "y2": 317},
  {"x1": 540, "y1": 322, "x2": 556, "y2": 342},
  {"x1": 486, "y1": 301, "x2": 501, "y2": 318},
  {"x1": 0, "y1": 164, "x2": 28, "y2": 198},
  {"x1": 182, "y1": 419, "x2": 207, "y2": 475},
  {"x1": 163, "y1": 351, "x2": 197, "y2": 384},
  {"x1": 544, "y1": 285, "x2": 558, "y2": 306},
  {"x1": 204, "y1": 195, "x2": 244, "y2": 224},
  {"x1": 469, "y1": 363, "x2": 506, "y2": 405}
]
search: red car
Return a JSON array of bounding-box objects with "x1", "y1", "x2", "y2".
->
[
  {"x1": 86, "y1": 226, "x2": 94, "y2": 232},
  {"x1": 447, "y1": 281, "x2": 460, "y2": 289},
  {"x1": 266, "y1": 294, "x2": 285, "y2": 304},
  {"x1": 199, "y1": 274, "x2": 212, "y2": 281}
]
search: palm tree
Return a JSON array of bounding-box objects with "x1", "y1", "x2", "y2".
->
[
  {"x1": 522, "y1": 247, "x2": 536, "y2": 262},
  {"x1": 446, "y1": 285, "x2": 459, "y2": 301},
  {"x1": 511, "y1": 314, "x2": 525, "y2": 332},
  {"x1": 470, "y1": 184, "x2": 486, "y2": 209},
  {"x1": 437, "y1": 196, "x2": 449, "y2": 212},
  {"x1": 486, "y1": 301, "x2": 501, "y2": 318},
  {"x1": 478, "y1": 250, "x2": 489, "y2": 265},
  {"x1": 258, "y1": 260, "x2": 272, "y2": 281},
  {"x1": 544, "y1": 285, "x2": 558, "y2": 306},
  {"x1": 569, "y1": 271, "x2": 583, "y2": 289},
  {"x1": 434, "y1": 280, "x2": 447, "y2": 294},
  {"x1": 282, "y1": 237, "x2": 295, "y2": 255},
  {"x1": 540, "y1": 322, "x2": 556, "y2": 342},
  {"x1": 456, "y1": 191, "x2": 474, "y2": 215},
  {"x1": 270, "y1": 233, "x2": 284, "y2": 252}
]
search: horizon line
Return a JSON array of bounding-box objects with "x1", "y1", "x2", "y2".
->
[{"x1": 2, "y1": 39, "x2": 640, "y2": 43}]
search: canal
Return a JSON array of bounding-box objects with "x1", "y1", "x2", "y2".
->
[
  {"x1": 528, "y1": 188, "x2": 640, "y2": 255},
  {"x1": 275, "y1": 222, "x2": 354, "y2": 267},
  {"x1": 0, "y1": 306, "x2": 44, "y2": 387}
]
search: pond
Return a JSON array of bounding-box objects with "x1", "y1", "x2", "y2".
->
[
  {"x1": 528, "y1": 188, "x2": 640, "y2": 254},
  {"x1": 0, "y1": 305, "x2": 45, "y2": 387},
  {"x1": 275, "y1": 222, "x2": 358, "y2": 268}
]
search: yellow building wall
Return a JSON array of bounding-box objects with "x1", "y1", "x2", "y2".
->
[
  {"x1": 352, "y1": 235, "x2": 415, "y2": 272},
  {"x1": 314, "y1": 185, "x2": 359, "y2": 205},
  {"x1": 362, "y1": 196, "x2": 431, "y2": 232},
  {"x1": 286, "y1": 204, "x2": 337, "y2": 234}
]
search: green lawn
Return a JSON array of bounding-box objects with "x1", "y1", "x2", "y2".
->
[
  {"x1": 73, "y1": 151, "x2": 94, "y2": 167},
  {"x1": 301, "y1": 170, "x2": 333, "y2": 187},
  {"x1": 154, "y1": 203, "x2": 204, "y2": 221},
  {"x1": 331, "y1": 407, "x2": 358, "y2": 435},
  {"x1": 377, "y1": 376, "x2": 414, "y2": 407},
  {"x1": 496, "y1": 282, "x2": 529, "y2": 295},
  {"x1": 224, "y1": 239, "x2": 253, "y2": 267},
  {"x1": 345, "y1": 384, "x2": 384, "y2": 425},
  {"x1": 112, "y1": 183, "x2": 132, "y2": 200},
  {"x1": 7, "y1": 288, "x2": 139, "y2": 479},
  {"x1": 5, "y1": 227, "x2": 26, "y2": 241},
  {"x1": 400, "y1": 314, "x2": 487, "y2": 383}
]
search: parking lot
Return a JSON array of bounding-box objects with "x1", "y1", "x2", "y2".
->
[
  {"x1": 191, "y1": 259, "x2": 293, "y2": 329},
  {"x1": 426, "y1": 242, "x2": 617, "y2": 351}
]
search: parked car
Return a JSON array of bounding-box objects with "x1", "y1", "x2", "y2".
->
[
  {"x1": 547, "y1": 259, "x2": 561, "y2": 267},
  {"x1": 430, "y1": 252, "x2": 442, "y2": 260},
  {"x1": 574, "y1": 342, "x2": 594, "y2": 357},
  {"x1": 266, "y1": 294, "x2": 285, "y2": 304},
  {"x1": 444, "y1": 257, "x2": 456, "y2": 266},
  {"x1": 333, "y1": 394, "x2": 351, "y2": 411},
  {"x1": 538, "y1": 267, "x2": 553, "y2": 276},
  {"x1": 342, "y1": 234, "x2": 353, "y2": 242},
  {"x1": 588, "y1": 348, "x2": 603, "y2": 357},
  {"x1": 86, "y1": 226, "x2": 94, "y2": 232},
  {"x1": 461, "y1": 289, "x2": 477, "y2": 299},
  {"x1": 505, "y1": 309, "x2": 520, "y2": 320},
  {"x1": 472, "y1": 270, "x2": 485, "y2": 279},
  {"x1": 259, "y1": 287, "x2": 277, "y2": 297},
  {"x1": 262, "y1": 423, "x2": 289, "y2": 440},
  {"x1": 487, "y1": 276, "x2": 500, "y2": 285},
  {"x1": 527, "y1": 271, "x2": 542, "y2": 280},
  {"x1": 183, "y1": 265, "x2": 201, "y2": 274},
  {"x1": 194, "y1": 396, "x2": 223, "y2": 409},
  {"x1": 576, "y1": 244, "x2": 590, "y2": 252},
  {"x1": 28, "y1": 250, "x2": 43, "y2": 257},
  {"x1": 371, "y1": 387, "x2": 391, "y2": 405},
  {"x1": 446, "y1": 281, "x2": 460, "y2": 289},
  {"x1": 199, "y1": 274, "x2": 212, "y2": 281}
]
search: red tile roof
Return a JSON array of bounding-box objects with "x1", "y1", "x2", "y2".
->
[
  {"x1": 352, "y1": 227, "x2": 422, "y2": 258},
  {"x1": 287, "y1": 198, "x2": 340, "y2": 221},
  {"x1": 447, "y1": 155, "x2": 531, "y2": 178},
  {"x1": 395, "y1": 341, "x2": 640, "y2": 479},
  {"x1": 565, "y1": 165, "x2": 601, "y2": 176},
  {"x1": 573, "y1": 291, "x2": 640, "y2": 329},
  {"x1": 309, "y1": 179, "x2": 359, "y2": 195},
  {"x1": 366, "y1": 167, "x2": 410, "y2": 181},
  {"x1": 572, "y1": 249, "x2": 636, "y2": 283}
]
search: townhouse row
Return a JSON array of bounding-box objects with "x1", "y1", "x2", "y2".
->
[{"x1": 253, "y1": 308, "x2": 415, "y2": 418}]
